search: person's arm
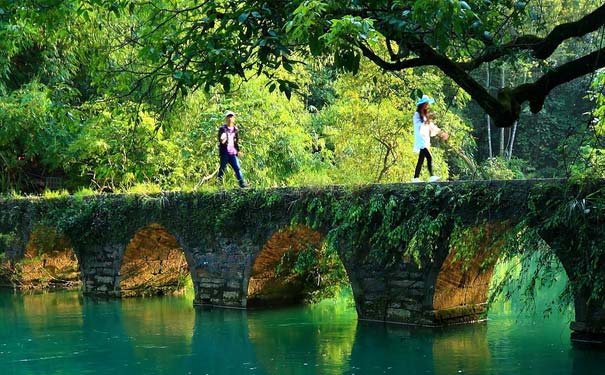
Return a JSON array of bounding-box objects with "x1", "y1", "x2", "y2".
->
[
  {"x1": 429, "y1": 122, "x2": 448, "y2": 140},
  {"x1": 429, "y1": 122, "x2": 449, "y2": 141},
  {"x1": 219, "y1": 127, "x2": 227, "y2": 144}
]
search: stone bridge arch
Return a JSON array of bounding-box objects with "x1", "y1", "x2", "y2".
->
[
  {"x1": 246, "y1": 224, "x2": 324, "y2": 307},
  {"x1": 75, "y1": 209, "x2": 200, "y2": 299},
  {"x1": 190, "y1": 212, "x2": 291, "y2": 307},
  {"x1": 427, "y1": 222, "x2": 512, "y2": 324},
  {"x1": 10, "y1": 225, "x2": 81, "y2": 290},
  {"x1": 423, "y1": 221, "x2": 569, "y2": 324},
  {"x1": 533, "y1": 220, "x2": 602, "y2": 344},
  {"x1": 245, "y1": 224, "x2": 355, "y2": 308},
  {"x1": 119, "y1": 223, "x2": 191, "y2": 297},
  {"x1": 364, "y1": 216, "x2": 578, "y2": 332}
]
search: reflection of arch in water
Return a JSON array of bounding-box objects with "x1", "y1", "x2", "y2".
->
[
  {"x1": 430, "y1": 222, "x2": 573, "y2": 325},
  {"x1": 187, "y1": 309, "x2": 256, "y2": 374},
  {"x1": 120, "y1": 223, "x2": 190, "y2": 297},
  {"x1": 246, "y1": 224, "x2": 353, "y2": 307},
  {"x1": 347, "y1": 321, "x2": 434, "y2": 373},
  {"x1": 429, "y1": 222, "x2": 576, "y2": 374},
  {"x1": 16, "y1": 225, "x2": 81, "y2": 290},
  {"x1": 120, "y1": 296, "x2": 195, "y2": 369},
  {"x1": 247, "y1": 302, "x2": 358, "y2": 374},
  {"x1": 12, "y1": 291, "x2": 84, "y2": 338},
  {"x1": 431, "y1": 323, "x2": 491, "y2": 375},
  {"x1": 0, "y1": 290, "x2": 85, "y2": 375}
]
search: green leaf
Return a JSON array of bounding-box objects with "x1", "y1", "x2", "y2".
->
[
  {"x1": 238, "y1": 12, "x2": 250, "y2": 23},
  {"x1": 459, "y1": 1, "x2": 471, "y2": 11}
]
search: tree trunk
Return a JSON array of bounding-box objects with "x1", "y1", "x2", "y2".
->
[
  {"x1": 500, "y1": 65, "x2": 506, "y2": 157},
  {"x1": 486, "y1": 63, "x2": 493, "y2": 159},
  {"x1": 507, "y1": 121, "x2": 518, "y2": 161}
]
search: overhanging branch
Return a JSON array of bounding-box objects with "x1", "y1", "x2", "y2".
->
[
  {"x1": 357, "y1": 42, "x2": 424, "y2": 70},
  {"x1": 407, "y1": 39, "x2": 518, "y2": 127},
  {"x1": 513, "y1": 46, "x2": 605, "y2": 114},
  {"x1": 460, "y1": 3, "x2": 605, "y2": 70}
]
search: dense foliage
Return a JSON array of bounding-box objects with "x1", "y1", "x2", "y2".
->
[
  {"x1": 0, "y1": 0, "x2": 604, "y2": 194},
  {"x1": 81, "y1": 0, "x2": 605, "y2": 128}
]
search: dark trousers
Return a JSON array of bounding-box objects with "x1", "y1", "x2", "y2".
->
[
  {"x1": 218, "y1": 154, "x2": 245, "y2": 186},
  {"x1": 414, "y1": 148, "x2": 433, "y2": 178}
]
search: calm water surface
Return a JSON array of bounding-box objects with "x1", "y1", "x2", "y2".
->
[{"x1": 1, "y1": 289, "x2": 604, "y2": 375}]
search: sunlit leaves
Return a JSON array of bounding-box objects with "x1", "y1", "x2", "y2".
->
[
  {"x1": 567, "y1": 70, "x2": 605, "y2": 178},
  {"x1": 285, "y1": 0, "x2": 328, "y2": 44}
]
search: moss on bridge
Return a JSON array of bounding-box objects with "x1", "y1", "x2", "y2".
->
[{"x1": 1, "y1": 179, "x2": 605, "y2": 343}]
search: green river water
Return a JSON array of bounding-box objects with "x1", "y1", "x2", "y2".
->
[{"x1": 1, "y1": 287, "x2": 604, "y2": 375}]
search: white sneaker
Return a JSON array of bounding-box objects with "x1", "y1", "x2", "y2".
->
[
  {"x1": 429, "y1": 176, "x2": 441, "y2": 182},
  {"x1": 411, "y1": 178, "x2": 422, "y2": 183}
]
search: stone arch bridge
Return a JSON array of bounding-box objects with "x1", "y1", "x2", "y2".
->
[{"x1": 1, "y1": 179, "x2": 604, "y2": 344}]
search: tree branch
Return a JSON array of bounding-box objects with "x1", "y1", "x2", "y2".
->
[
  {"x1": 345, "y1": 3, "x2": 605, "y2": 128},
  {"x1": 357, "y1": 42, "x2": 424, "y2": 70},
  {"x1": 513, "y1": 46, "x2": 605, "y2": 114},
  {"x1": 460, "y1": 3, "x2": 605, "y2": 70},
  {"x1": 407, "y1": 39, "x2": 518, "y2": 127}
]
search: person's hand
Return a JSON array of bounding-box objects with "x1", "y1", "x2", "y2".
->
[
  {"x1": 440, "y1": 132, "x2": 449, "y2": 141},
  {"x1": 237, "y1": 151, "x2": 244, "y2": 157},
  {"x1": 220, "y1": 133, "x2": 227, "y2": 143}
]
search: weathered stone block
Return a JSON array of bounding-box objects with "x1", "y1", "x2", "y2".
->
[
  {"x1": 431, "y1": 303, "x2": 487, "y2": 324},
  {"x1": 362, "y1": 278, "x2": 385, "y2": 292},
  {"x1": 94, "y1": 276, "x2": 114, "y2": 284},
  {"x1": 386, "y1": 308, "x2": 411, "y2": 321},
  {"x1": 226, "y1": 280, "x2": 241, "y2": 289},
  {"x1": 408, "y1": 288, "x2": 425, "y2": 297},
  {"x1": 200, "y1": 282, "x2": 220, "y2": 289},
  {"x1": 406, "y1": 303, "x2": 424, "y2": 312},
  {"x1": 390, "y1": 280, "x2": 425, "y2": 289},
  {"x1": 223, "y1": 291, "x2": 240, "y2": 301}
]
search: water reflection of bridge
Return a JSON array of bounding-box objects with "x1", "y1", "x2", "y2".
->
[
  {"x1": 1, "y1": 179, "x2": 605, "y2": 344},
  {"x1": 1, "y1": 291, "x2": 597, "y2": 373}
]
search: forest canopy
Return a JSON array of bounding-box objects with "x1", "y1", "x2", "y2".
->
[
  {"x1": 0, "y1": 0, "x2": 604, "y2": 193},
  {"x1": 91, "y1": 0, "x2": 605, "y2": 127}
]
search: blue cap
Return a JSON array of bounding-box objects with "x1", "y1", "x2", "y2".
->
[{"x1": 416, "y1": 95, "x2": 435, "y2": 107}]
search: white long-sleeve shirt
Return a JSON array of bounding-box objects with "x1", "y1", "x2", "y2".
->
[{"x1": 413, "y1": 112, "x2": 441, "y2": 153}]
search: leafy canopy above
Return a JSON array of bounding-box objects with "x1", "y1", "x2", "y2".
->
[{"x1": 86, "y1": 0, "x2": 605, "y2": 127}]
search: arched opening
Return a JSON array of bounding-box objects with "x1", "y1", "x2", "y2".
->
[
  {"x1": 488, "y1": 232, "x2": 573, "y2": 320},
  {"x1": 431, "y1": 222, "x2": 574, "y2": 325},
  {"x1": 120, "y1": 223, "x2": 191, "y2": 297},
  {"x1": 431, "y1": 222, "x2": 509, "y2": 324},
  {"x1": 14, "y1": 225, "x2": 80, "y2": 290},
  {"x1": 247, "y1": 225, "x2": 350, "y2": 307}
]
